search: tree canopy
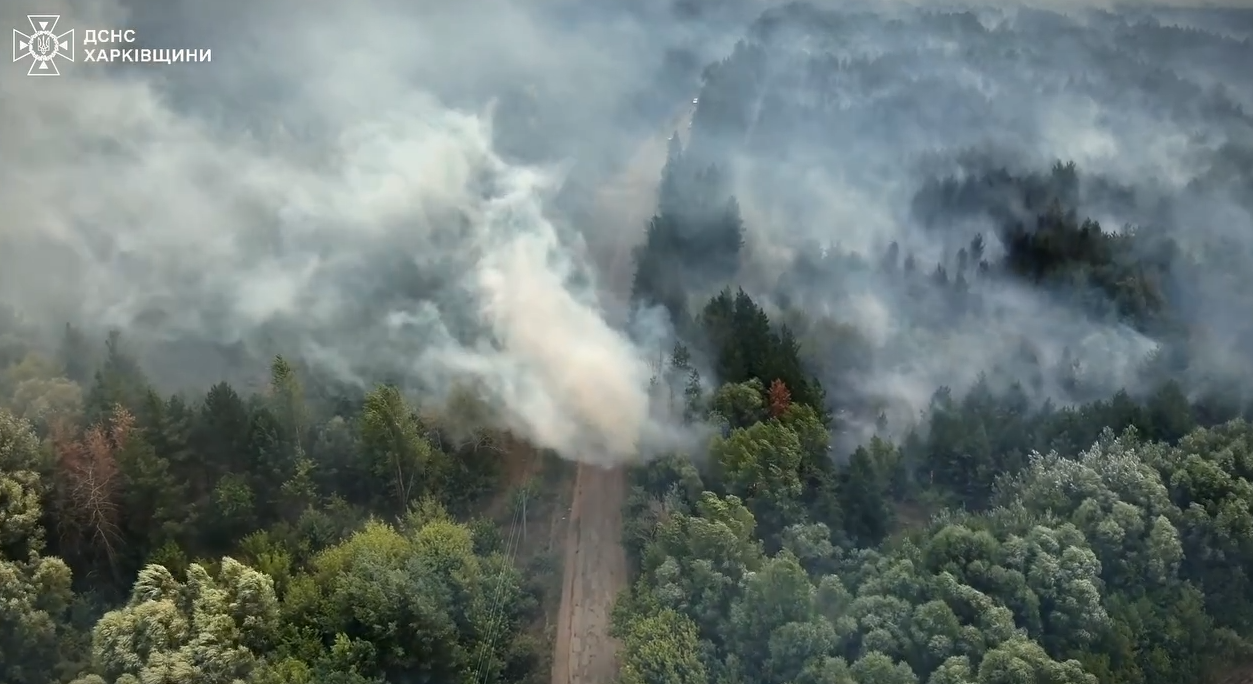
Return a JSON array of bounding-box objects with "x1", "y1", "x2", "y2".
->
[{"x1": 4, "y1": 4, "x2": 1253, "y2": 684}]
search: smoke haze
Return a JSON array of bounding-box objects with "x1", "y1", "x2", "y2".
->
[
  {"x1": 660, "y1": 0, "x2": 1253, "y2": 441},
  {"x1": 0, "y1": 0, "x2": 718, "y2": 464},
  {"x1": 3, "y1": 0, "x2": 1253, "y2": 460}
]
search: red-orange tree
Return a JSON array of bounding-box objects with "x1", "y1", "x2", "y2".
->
[
  {"x1": 767, "y1": 379, "x2": 792, "y2": 419},
  {"x1": 52, "y1": 405, "x2": 132, "y2": 579}
]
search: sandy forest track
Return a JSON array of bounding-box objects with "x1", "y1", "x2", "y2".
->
[
  {"x1": 551, "y1": 464, "x2": 628, "y2": 684},
  {"x1": 550, "y1": 101, "x2": 696, "y2": 684}
]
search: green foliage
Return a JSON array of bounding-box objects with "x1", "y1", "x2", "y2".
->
[
  {"x1": 6, "y1": 12, "x2": 1253, "y2": 683},
  {"x1": 0, "y1": 410, "x2": 77, "y2": 684},
  {"x1": 278, "y1": 515, "x2": 534, "y2": 684},
  {"x1": 0, "y1": 329, "x2": 552, "y2": 684},
  {"x1": 617, "y1": 411, "x2": 1253, "y2": 684},
  {"x1": 360, "y1": 385, "x2": 443, "y2": 514},
  {"x1": 618, "y1": 609, "x2": 708, "y2": 684},
  {"x1": 89, "y1": 558, "x2": 280, "y2": 684},
  {"x1": 631, "y1": 138, "x2": 744, "y2": 325},
  {"x1": 700, "y1": 289, "x2": 828, "y2": 417}
]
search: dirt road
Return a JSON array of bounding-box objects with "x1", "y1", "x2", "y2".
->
[
  {"x1": 550, "y1": 100, "x2": 696, "y2": 684},
  {"x1": 550, "y1": 464, "x2": 628, "y2": 684}
]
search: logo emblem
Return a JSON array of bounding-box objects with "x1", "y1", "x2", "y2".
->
[{"x1": 13, "y1": 15, "x2": 74, "y2": 76}]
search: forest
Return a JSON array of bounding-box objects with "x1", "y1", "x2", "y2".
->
[{"x1": 3, "y1": 2, "x2": 1253, "y2": 684}]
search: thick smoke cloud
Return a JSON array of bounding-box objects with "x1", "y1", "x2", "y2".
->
[
  {"x1": 0, "y1": 0, "x2": 714, "y2": 464},
  {"x1": 665, "y1": 1, "x2": 1253, "y2": 441},
  {"x1": 4, "y1": 0, "x2": 1252, "y2": 461}
]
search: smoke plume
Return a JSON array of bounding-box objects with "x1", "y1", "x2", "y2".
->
[{"x1": 0, "y1": 0, "x2": 706, "y2": 464}]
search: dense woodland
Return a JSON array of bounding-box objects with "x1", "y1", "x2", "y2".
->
[
  {"x1": 4, "y1": 4, "x2": 1253, "y2": 684},
  {"x1": 0, "y1": 332, "x2": 565, "y2": 684},
  {"x1": 620, "y1": 4, "x2": 1253, "y2": 684}
]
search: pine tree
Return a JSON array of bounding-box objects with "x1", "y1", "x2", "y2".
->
[
  {"x1": 767, "y1": 380, "x2": 792, "y2": 418},
  {"x1": 841, "y1": 445, "x2": 891, "y2": 546}
]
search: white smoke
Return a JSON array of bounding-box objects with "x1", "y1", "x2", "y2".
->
[{"x1": 0, "y1": 0, "x2": 686, "y2": 464}]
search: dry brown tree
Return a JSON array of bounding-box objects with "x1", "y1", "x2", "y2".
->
[
  {"x1": 51, "y1": 404, "x2": 132, "y2": 581},
  {"x1": 767, "y1": 379, "x2": 792, "y2": 419}
]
